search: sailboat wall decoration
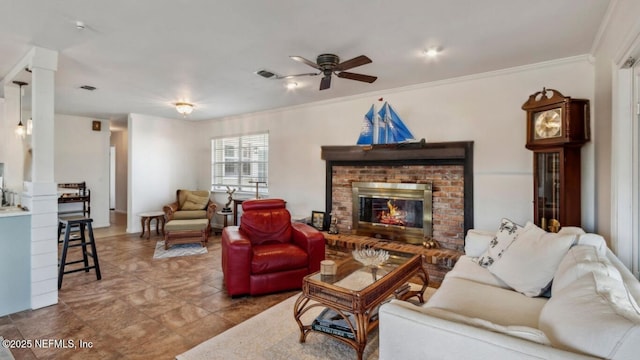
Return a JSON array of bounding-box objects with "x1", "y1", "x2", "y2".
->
[
  {"x1": 357, "y1": 105, "x2": 375, "y2": 145},
  {"x1": 357, "y1": 101, "x2": 416, "y2": 145}
]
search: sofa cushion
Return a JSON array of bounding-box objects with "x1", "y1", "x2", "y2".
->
[
  {"x1": 165, "y1": 218, "x2": 209, "y2": 231},
  {"x1": 420, "y1": 307, "x2": 551, "y2": 345},
  {"x1": 575, "y1": 233, "x2": 607, "y2": 255},
  {"x1": 552, "y1": 245, "x2": 622, "y2": 295},
  {"x1": 241, "y1": 206, "x2": 293, "y2": 246},
  {"x1": 539, "y1": 272, "x2": 640, "y2": 359},
  {"x1": 251, "y1": 243, "x2": 308, "y2": 274},
  {"x1": 489, "y1": 223, "x2": 577, "y2": 297},
  {"x1": 464, "y1": 229, "x2": 495, "y2": 257},
  {"x1": 445, "y1": 255, "x2": 511, "y2": 290},
  {"x1": 425, "y1": 277, "x2": 547, "y2": 328},
  {"x1": 173, "y1": 210, "x2": 208, "y2": 220},
  {"x1": 475, "y1": 218, "x2": 526, "y2": 267},
  {"x1": 181, "y1": 192, "x2": 210, "y2": 210}
]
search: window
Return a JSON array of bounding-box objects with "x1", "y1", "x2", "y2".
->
[{"x1": 211, "y1": 133, "x2": 268, "y2": 195}]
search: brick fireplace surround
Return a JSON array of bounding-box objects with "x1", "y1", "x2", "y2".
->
[{"x1": 321, "y1": 141, "x2": 474, "y2": 284}]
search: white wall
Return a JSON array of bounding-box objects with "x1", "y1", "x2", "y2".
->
[
  {"x1": 54, "y1": 114, "x2": 110, "y2": 227},
  {"x1": 594, "y1": 0, "x2": 640, "y2": 269},
  {"x1": 194, "y1": 57, "x2": 595, "y2": 231},
  {"x1": 0, "y1": 88, "x2": 28, "y2": 192},
  {"x1": 127, "y1": 113, "x2": 198, "y2": 233}
]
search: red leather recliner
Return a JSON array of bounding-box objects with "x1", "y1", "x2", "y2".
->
[{"x1": 221, "y1": 198, "x2": 325, "y2": 296}]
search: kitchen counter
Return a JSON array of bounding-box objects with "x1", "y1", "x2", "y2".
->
[
  {"x1": 0, "y1": 210, "x2": 31, "y2": 316},
  {"x1": 0, "y1": 206, "x2": 31, "y2": 218}
]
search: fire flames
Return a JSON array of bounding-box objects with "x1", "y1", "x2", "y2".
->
[{"x1": 379, "y1": 200, "x2": 406, "y2": 226}]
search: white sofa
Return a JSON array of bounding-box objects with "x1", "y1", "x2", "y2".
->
[{"x1": 379, "y1": 220, "x2": 640, "y2": 359}]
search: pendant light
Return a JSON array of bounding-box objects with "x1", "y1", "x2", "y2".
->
[{"x1": 13, "y1": 81, "x2": 28, "y2": 138}]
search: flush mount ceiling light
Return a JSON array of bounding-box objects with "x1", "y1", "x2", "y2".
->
[
  {"x1": 286, "y1": 82, "x2": 298, "y2": 90},
  {"x1": 423, "y1": 48, "x2": 440, "y2": 58},
  {"x1": 175, "y1": 102, "x2": 194, "y2": 116}
]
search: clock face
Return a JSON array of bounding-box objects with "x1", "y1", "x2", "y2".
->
[{"x1": 533, "y1": 108, "x2": 562, "y2": 140}]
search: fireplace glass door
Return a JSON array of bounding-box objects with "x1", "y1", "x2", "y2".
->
[
  {"x1": 352, "y1": 182, "x2": 432, "y2": 244},
  {"x1": 358, "y1": 197, "x2": 423, "y2": 229}
]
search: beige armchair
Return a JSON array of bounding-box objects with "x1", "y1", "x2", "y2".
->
[{"x1": 163, "y1": 189, "x2": 216, "y2": 224}]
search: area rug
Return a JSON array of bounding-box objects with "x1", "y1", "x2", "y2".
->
[
  {"x1": 152, "y1": 241, "x2": 208, "y2": 259},
  {"x1": 0, "y1": 337, "x2": 16, "y2": 360},
  {"x1": 177, "y1": 287, "x2": 436, "y2": 360}
]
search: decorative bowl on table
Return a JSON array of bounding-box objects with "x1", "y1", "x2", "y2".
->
[{"x1": 352, "y1": 248, "x2": 390, "y2": 268}]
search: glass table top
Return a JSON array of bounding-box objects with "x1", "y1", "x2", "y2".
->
[{"x1": 308, "y1": 251, "x2": 415, "y2": 292}]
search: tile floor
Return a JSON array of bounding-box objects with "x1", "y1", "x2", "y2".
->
[{"x1": 0, "y1": 212, "x2": 299, "y2": 359}]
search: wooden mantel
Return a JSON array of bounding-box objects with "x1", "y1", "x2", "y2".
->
[
  {"x1": 321, "y1": 141, "x2": 474, "y2": 235},
  {"x1": 321, "y1": 141, "x2": 472, "y2": 162}
]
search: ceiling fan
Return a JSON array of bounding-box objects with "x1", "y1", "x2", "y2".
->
[
  {"x1": 290, "y1": 54, "x2": 377, "y2": 90},
  {"x1": 257, "y1": 54, "x2": 377, "y2": 90}
]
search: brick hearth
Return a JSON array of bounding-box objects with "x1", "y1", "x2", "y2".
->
[{"x1": 324, "y1": 232, "x2": 461, "y2": 287}]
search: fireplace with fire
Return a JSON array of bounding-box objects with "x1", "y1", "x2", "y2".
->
[{"x1": 351, "y1": 182, "x2": 432, "y2": 244}]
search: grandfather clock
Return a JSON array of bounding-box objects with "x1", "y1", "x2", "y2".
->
[{"x1": 522, "y1": 88, "x2": 590, "y2": 231}]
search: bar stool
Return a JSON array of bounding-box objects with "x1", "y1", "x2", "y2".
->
[{"x1": 58, "y1": 216, "x2": 102, "y2": 289}]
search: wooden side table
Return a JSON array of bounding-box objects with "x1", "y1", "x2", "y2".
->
[
  {"x1": 217, "y1": 210, "x2": 233, "y2": 227},
  {"x1": 233, "y1": 199, "x2": 245, "y2": 225},
  {"x1": 138, "y1": 211, "x2": 165, "y2": 239}
]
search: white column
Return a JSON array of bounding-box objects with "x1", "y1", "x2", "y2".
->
[{"x1": 21, "y1": 47, "x2": 59, "y2": 310}]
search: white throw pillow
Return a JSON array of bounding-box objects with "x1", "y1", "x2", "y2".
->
[
  {"x1": 539, "y1": 273, "x2": 640, "y2": 359},
  {"x1": 445, "y1": 256, "x2": 512, "y2": 289},
  {"x1": 464, "y1": 229, "x2": 495, "y2": 257},
  {"x1": 489, "y1": 223, "x2": 577, "y2": 297},
  {"x1": 475, "y1": 218, "x2": 525, "y2": 268},
  {"x1": 557, "y1": 226, "x2": 586, "y2": 236}
]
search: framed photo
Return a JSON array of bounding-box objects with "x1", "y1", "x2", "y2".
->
[{"x1": 311, "y1": 211, "x2": 326, "y2": 230}]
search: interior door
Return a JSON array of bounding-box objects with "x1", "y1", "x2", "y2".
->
[
  {"x1": 110, "y1": 146, "x2": 116, "y2": 210},
  {"x1": 634, "y1": 60, "x2": 640, "y2": 277}
]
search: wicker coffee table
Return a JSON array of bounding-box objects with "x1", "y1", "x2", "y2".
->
[{"x1": 293, "y1": 251, "x2": 428, "y2": 360}]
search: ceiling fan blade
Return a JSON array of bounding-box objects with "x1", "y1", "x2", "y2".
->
[
  {"x1": 290, "y1": 56, "x2": 321, "y2": 70},
  {"x1": 336, "y1": 71, "x2": 377, "y2": 83},
  {"x1": 320, "y1": 75, "x2": 332, "y2": 90},
  {"x1": 334, "y1": 55, "x2": 372, "y2": 71}
]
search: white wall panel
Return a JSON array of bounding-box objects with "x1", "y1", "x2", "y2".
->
[
  {"x1": 127, "y1": 113, "x2": 198, "y2": 233},
  {"x1": 54, "y1": 115, "x2": 110, "y2": 227}
]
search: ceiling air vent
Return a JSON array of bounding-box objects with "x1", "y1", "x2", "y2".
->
[
  {"x1": 256, "y1": 70, "x2": 276, "y2": 79},
  {"x1": 80, "y1": 85, "x2": 97, "y2": 91}
]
